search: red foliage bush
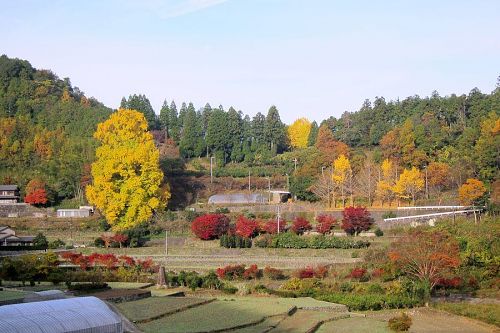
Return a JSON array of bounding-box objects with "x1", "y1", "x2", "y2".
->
[
  {"x1": 216, "y1": 264, "x2": 246, "y2": 280},
  {"x1": 341, "y1": 206, "x2": 373, "y2": 235},
  {"x1": 191, "y1": 214, "x2": 230, "y2": 240},
  {"x1": 348, "y1": 267, "x2": 367, "y2": 279},
  {"x1": 60, "y1": 252, "x2": 155, "y2": 272},
  {"x1": 235, "y1": 216, "x2": 260, "y2": 238},
  {"x1": 436, "y1": 276, "x2": 462, "y2": 289},
  {"x1": 371, "y1": 268, "x2": 385, "y2": 278},
  {"x1": 316, "y1": 215, "x2": 336, "y2": 234},
  {"x1": 243, "y1": 264, "x2": 262, "y2": 279},
  {"x1": 263, "y1": 266, "x2": 285, "y2": 280},
  {"x1": 262, "y1": 219, "x2": 287, "y2": 234},
  {"x1": 314, "y1": 265, "x2": 329, "y2": 278},
  {"x1": 291, "y1": 217, "x2": 312, "y2": 235},
  {"x1": 119, "y1": 255, "x2": 136, "y2": 267},
  {"x1": 295, "y1": 266, "x2": 315, "y2": 279},
  {"x1": 24, "y1": 188, "x2": 48, "y2": 205}
]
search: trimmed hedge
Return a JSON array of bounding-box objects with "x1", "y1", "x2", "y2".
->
[
  {"x1": 220, "y1": 234, "x2": 252, "y2": 248},
  {"x1": 254, "y1": 232, "x2": 370, "y2": 249},
  {"x1": 317, "y1": 293, "x2": 421, "y2": 311}
]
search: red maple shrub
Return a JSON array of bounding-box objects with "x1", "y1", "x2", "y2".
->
[
  {"x1": 436, "y1": 276, "x2": 462, "y2": 289},
  {"x1": 314, "y1": 265, "x2": 329, "y2": 278},
  {"x1": 243, "y1": 264, "x2": 262, "y2": 279},
  {"x1": 348, "y1": 267, "x2": 367, "y2": 279},
  {"x1": 262, "y1": 219, "x2": 287, "y2": 234},
  {"x1": 111, "y1": 233, "x2": 128, "y2": 248},
  {"x1": 316, "y1": 215, "x2": 336, "y2": 234},
  {"x1": 295, "y1": 266, "x2": 315, "y2": 279},
  {"x1": 191, "y1": 214, "x2": 230, "y2": 240},
  {"x1": 341, "y1": 206, "x2": 373, "y2": 235},
  {"x1": 371, "y1": 268, "x2": 385, "y2": 278},
  {"x1": 235, "y1": 216, "x2": 260, "y2": 238},
  {"x1": 216, "y1": 264, "x2": 246, "y2": 280},
  {"x1": 291, "y1": 217, "x2": 312, "y2": 235},
  {"x1": 263, "y1": 266, "x2": 285, "y2": 280},
  {"x1": 24, "y1": 188, "x2": 48, "y2": 205}
]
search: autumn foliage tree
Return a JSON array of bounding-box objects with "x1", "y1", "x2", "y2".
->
[
  {"x1": 393, "y1": 167, "x2": 424, "y2": 205},
  {"x1": 315, "y1": 215, "x2": 336, "y2": 234},
  {"x1": 191, "y1": 214, "x2": 230, "y2": 240},
  {"x1": 458, "y1": 178, "x2": 487, "y2": 205},
  {"x1": 86, "y1": 109, "x2": 167, "y2": 231},
  {"x1": 341, "y1": 206, "x2": 373, "y2": 235},
  {"x1": 376, "y1": 159, "x2": 396, "y2": 206},
  {"x1": 388, "y1": 230, "x2": 460, "y2": 290},
  {"x1": 235, "y1": 216, "x2": 260, "y2": 238},
  {"x1": 315, "y1": 125, "x2": 349, "y2": 165},
  {"x1": 332, "y1": 154, "x2": 352, "y2": 207},
  {"x1": 24, "y1": 179, "x2": 48, "y2": 206},
  {"x1": 287, "y1": 118, "x2": 312, "y2": 148},
  {"x1": 291, "y1": 217, "x2": 312, "y2": 235}
]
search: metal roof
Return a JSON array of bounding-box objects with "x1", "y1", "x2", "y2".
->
[
  {"x1": 0, "y1": 296, "x2": 123, "y2": 333},
  {"x1": 0, "y1": 185, "x2": 18, "y2": 191}
]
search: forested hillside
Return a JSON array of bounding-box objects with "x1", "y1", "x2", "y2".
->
[
  {"x1": 0, "y1": 55, "x2": 112, "y2": 203},
  {"x1": 0, "y1": 54, "x2": 498, "y2": 207}
]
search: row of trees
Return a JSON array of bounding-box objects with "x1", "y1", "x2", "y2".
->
[{"x1": 121, "y1": 95, "x2": 290, "y2": 164}]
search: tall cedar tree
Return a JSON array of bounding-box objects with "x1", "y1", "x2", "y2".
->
[{"x1": 120, "y1": 94, "x2": 159, "y2": 130}]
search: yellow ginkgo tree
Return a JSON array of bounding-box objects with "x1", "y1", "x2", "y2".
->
[
  {"x1": 376, "y1": 158, "x2": 396, "y2": 206},
  {"x1": 287, "y1": 118, "x2": 311, "y2": 148},
  {"x1": 86, "y1": 108, "x2": 168, "y2": 231},
  {"x1": 332, "y1": 154, "x2": 352, "y2": 207},
  {"x1": 393, "y1": 166, "x2": 424, "y2": 205}
]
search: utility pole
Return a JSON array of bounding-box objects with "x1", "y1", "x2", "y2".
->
[
  {"x1": 424, "y1": 165, "x2": 429, "y2": 200},
  {"x1": 293, "y1": 158, "x2": 298, "y2": 172},
  {"x1": 276, "y1": 204, "x2": 281, "y2": 234},
  {"x1": 210, "y1": 156, "x2": 215, "y2": 184},
  {"x1": 321, "y1": 166, "x2": 325, "y2": 178},
  {"x1": 165, "y1": 230, "x2": 168, "y2": 256},
  {"x1": 248, "y1": 170, "x2": 251, "y2": 191},
  {"x1": 267, "y1": 176, "x2": 271, "y2": 203},
  {"x1": 285, "y1": 173, "x2": 290, "y2": 190}
]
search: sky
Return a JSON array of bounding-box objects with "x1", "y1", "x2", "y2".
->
[{"x1": 1, "y1": 0, "x2": 499, "y2": 123}]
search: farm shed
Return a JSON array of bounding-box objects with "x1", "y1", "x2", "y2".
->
[
  {"x1": 56, "y1": 208, "x2": 90, "y2": 218},
  {"x1": 208, "y1": 193, "x2": 267, "y2": 204},
  {"x1": 0, "y1": 296, "x2": 123, "y2": 333}
]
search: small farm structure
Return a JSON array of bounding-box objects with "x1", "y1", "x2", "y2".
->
[
  {"x1": 208, "y1": 193, "x2": 268, "y2": 205},
  {"x1": 0, "y1": 226, "x2": 34, "y2": 246},
  {"x1": 0, "y1": 185, "x2": 20, "y2": 204},
  {"x1": 0, "y1": 296, "x2": 123, "y2": 333},
  {"x1": 56, "y1": 208, "x2": 91, "y2": 218}
]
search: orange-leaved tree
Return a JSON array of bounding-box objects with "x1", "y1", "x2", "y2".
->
[
  {"x1": 388, "y1": 230, "x2": 460, "y2": 290},
  {"x1": 24, "y1": 179, "x2": 48, "y2": 206},
  {"x1": 458, "y1": 178, "x2": 487, "y2": 205}
]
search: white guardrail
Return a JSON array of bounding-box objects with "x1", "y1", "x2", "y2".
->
[{"x1": 384, "y1": 209, "x2": 482, "y2": 222}]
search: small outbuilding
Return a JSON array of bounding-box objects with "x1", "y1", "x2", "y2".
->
[
  {"x1": 0, "y1": 296, "x2": 123, "y2": 333},
  {"x1": 208, "y1": 193, "x2": 268, "y2": 205},
  {"x1": 56, "y1": 209, "x2": 90, "y2": 218}
]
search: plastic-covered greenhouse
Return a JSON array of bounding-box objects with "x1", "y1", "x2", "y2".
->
[
  {"x1": 0, "y1": 296, "x2": 123, "y2": 333},
  {"x1": 208, "y1": 193, "x2": 267, "y2": 204}
]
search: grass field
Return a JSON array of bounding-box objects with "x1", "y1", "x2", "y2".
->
[
  {"x1": 0, "y1": 290, "x2": 28, "y2": 302},
  {"x1": 317, "y1": 317, "x2": 390, "y2": 333},
  {"x1": 432, "y1": 302, "x2": 500, "y2": 327},
  {"x1": 116, "y1": 296, "x2": 212, "y2": 322}
]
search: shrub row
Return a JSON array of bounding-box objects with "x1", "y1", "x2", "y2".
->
[
  {"x1": 215, "y1": 264, "x2": 285, "y2": 280},
  {"x1": 254, "y1": 232, "x2": 370, "y2": 249},
  {"x1": 68, "y1": 282, "x2": 110, "y2": 292},
  {"x1": 220, "y1": 234, "x2": 252, "y2": 248},
  {"x1": 317, "y1": 293, "x2": 421, "y2": 311}
]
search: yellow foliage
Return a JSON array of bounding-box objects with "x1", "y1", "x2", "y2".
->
[
  {"x1": 381, "y1": 159, "x2": 393, "y2": 180},
  {"x1": 332, "y1": 154, "x2": 351, "y2": 184},
  {"x1": 458, "y1": 178, "x2": 486, "y2": 205},
  {"x1": 393, "y1": 167, "x2": 424, "y2": 202},
  {"x1": 86, "y1": 109, "x2": 167, "y2": 231},
  {"x1": 287, "y1": 118, "x2": 311, "y2": 148}
]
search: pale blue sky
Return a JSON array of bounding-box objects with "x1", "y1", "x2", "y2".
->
[{"x1": 1, "y1": 0, "x2": 499, "y2": 123}]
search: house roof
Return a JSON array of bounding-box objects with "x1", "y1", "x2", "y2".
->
[{"x1": 0, "y1": 185, "x2": 18, "y2": 191}]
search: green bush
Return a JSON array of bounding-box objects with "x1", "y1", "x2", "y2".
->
[
  {"x1": 271, "y1": 232, "x2": 308, "y2": 248},
  {"x1": 383, "y1": 211, "x2": 397, "y2": 219},
  {"x1": 48, "y1": 238, "x2": 66, "y2": 249},
  {"x1": 388, "y1": 312, "x2": 412, "y2": 332},
  {"x1": 94, "y1": 237, "x2": 105, "y2": 247},
  {"x1": 367, "y1": 283, "x2": 385, "y2": 294},
  {"x1": 254, "y1": 234, "x2": 273, "y2": 248},
  {"x1": 215, "y1": 207, "x2": 230, "y2": 214},
  {"x1": 318, "y1": 293, "x2": 420, "y2": 311},
  {"x1": 222, "y1": 285, "x2": 238, "y2": 294},
  {"x1": 33, "y1": 233, "x2": 48, "y2": 249},
  {"x1": 69, "y1": 282, "x2": 109, "y2": 292},
  {"x1": 254, "y1": 233, "x2": 370, "y2": 249},
  {"x1": 375, "y1": 228, "x2": 384, "y2": 237},
  {"x1": 220, "y1": 234, "x2": 252, "y2": 248}
]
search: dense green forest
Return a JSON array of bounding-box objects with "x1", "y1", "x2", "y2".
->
[{"x1": 0, "y1": 55, "x2": 498, "y2": 206}]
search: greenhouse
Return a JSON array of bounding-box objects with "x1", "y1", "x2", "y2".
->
[
  {"x1": 0, "y1": 296, "x2": 123, "y2": 333},
  {"x1": 208, "y1": 193, "x2": 268, "y2": 204}
]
